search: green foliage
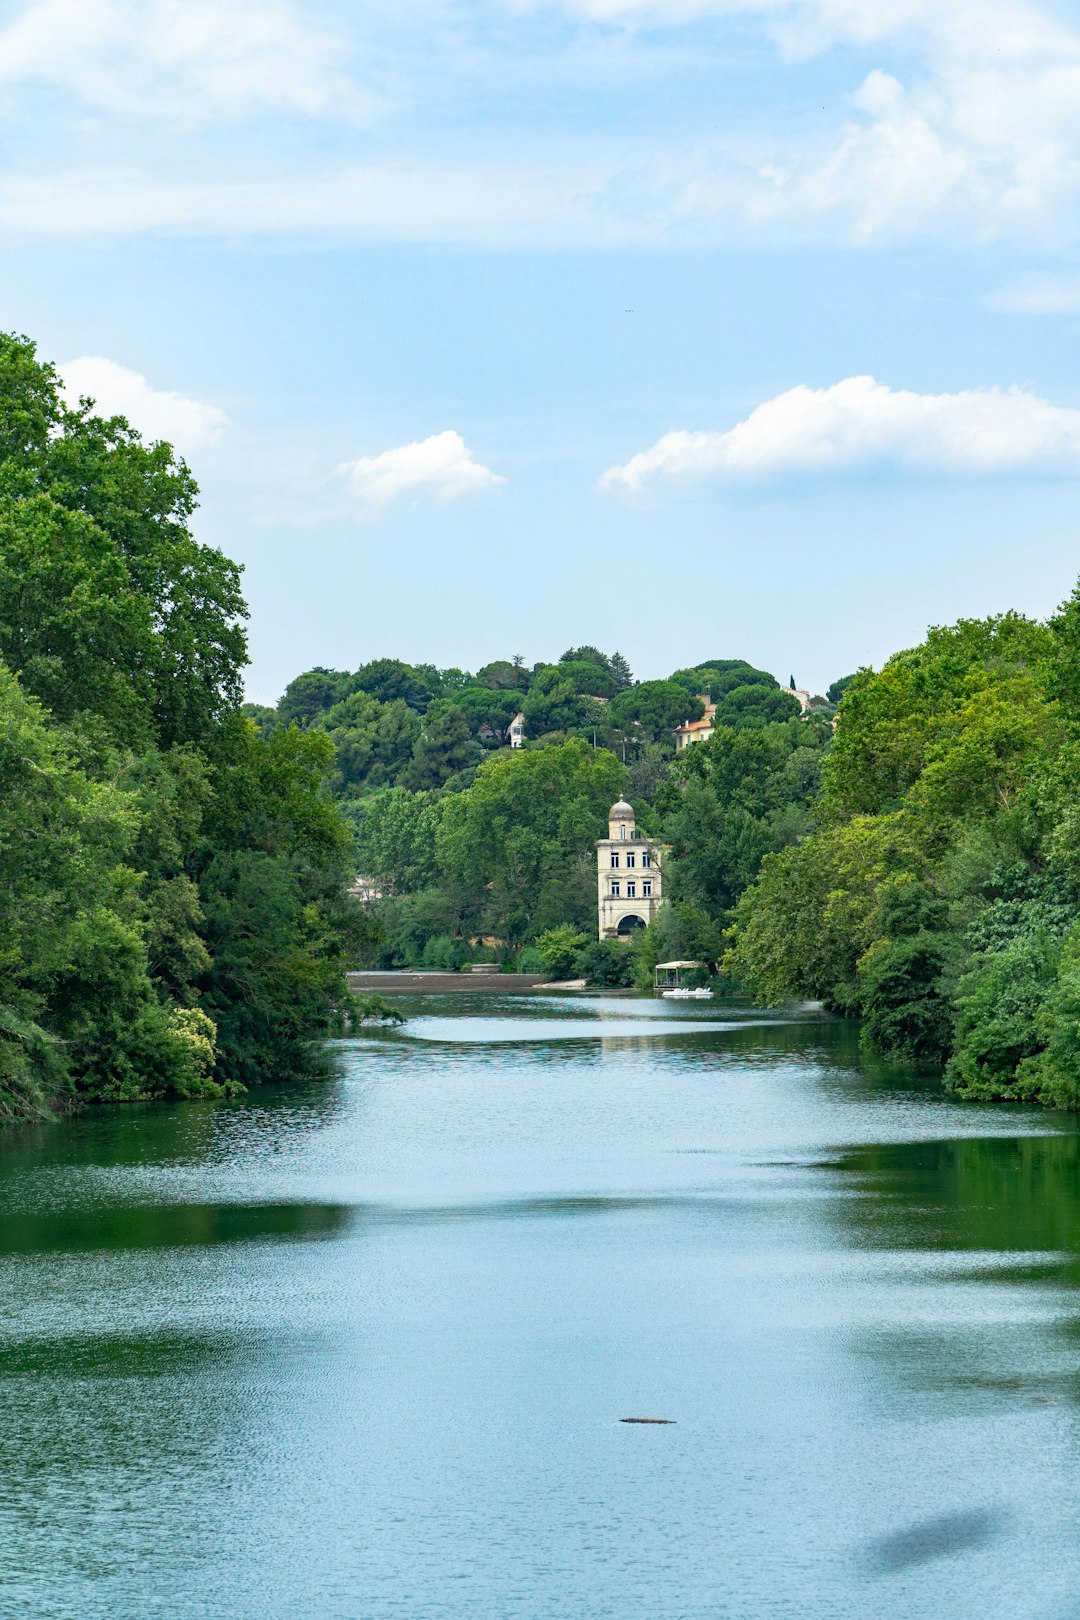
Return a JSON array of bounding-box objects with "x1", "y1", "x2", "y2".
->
[
  {"x1": 349, "y1": 787, "x2": 443, "y2": 895},
  {"x1": 404, "y1": 700, "x2": 478, "y2": 790},
  {"x1": 671, "y1": 661, "x2": 776, "y2": 702},
  {"x1": 453, "y1": 687, "x2": 522, "y2": 743},
  {"x1": 437, "y1": 741, "x2": 627, "y2": 946},
  {"x1": 712, "y1": 684, "x2": 801, "y2": 728},
  {"x1": 560, "y1": 646, "x2": 633, "y2": 691},
  {"x1": 656, "y1": 718, "x2": 829, "y2": 972},
  {"x1": 946, "y1": 934, "x2": 1058, "y2": 1100},
  {"x1": 0, "y1": 335, "x2": 248, "y2": 750},
  {"x1": 315, "y1": 690, "x2": 420, "y2": 794},
  {"x1": 277, "y1": 667, "x2": 353, "y2": 728},
  {"x1": 729, "y1": 814, "x2": 924, "y2": 1012},
  {"x1": 859, "y1": 938, "x2": 954, "y2": 1064},
  {"x1": 0, "y1": 332, "x2": 360, "y2": 1121},
  {"x1": 476, "y1": 658, "x2": 529, "y2": 691},
  {"x1": 349, "y1": 994, "x2": 406, "y2": 1026},
  {"x1": 1017, "y1": 925, "x2": 1080, "y2": 1108},
  {"x1": 821, "y1": 614, "x2": 1053, "y2": 824},
  {"x1": 537, "y1": 925, "x2": 590, "y2": 979},
  {"x1": 577, "y1": 939, "x2": 635, "y2": 987},
  {"x1": 353, "y1": 657, "x2": 432, "y2": 710},
  {"x1": 520, "y1": 666, "x2": 597, "y2": 738},
  {"x1": 726, "y1": 590, "x2": 1080, "y2": 1105},
  {"x1": 609, "y1": 681, "x2": 702, "y2": 743}
]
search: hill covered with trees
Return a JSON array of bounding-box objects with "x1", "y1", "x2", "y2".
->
[{"x1": 256, "y1": 648, "x2": 836, "y2": 977}]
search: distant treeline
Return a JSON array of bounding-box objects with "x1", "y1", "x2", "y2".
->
[
  {"x1": 0, "y1": 334, "x2": 363, "y2": 1124},
  {"x1": 252, "y1": 650, "x2": 843, "y2": 983}
]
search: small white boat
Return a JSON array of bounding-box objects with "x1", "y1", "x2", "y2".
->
[{"x1": 661, "y1": 986, "x2": 714, "y2": 999}]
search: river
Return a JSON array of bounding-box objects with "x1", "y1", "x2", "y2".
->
[{"x1": 2, "y1": 993, "x2": 1080, "y2": 1618}]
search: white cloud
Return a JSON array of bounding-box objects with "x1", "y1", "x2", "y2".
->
[
  {"x1": 0, "y1": 0, "x2": 1077, "y2": 247},
  {"x1": 601, "y1": 375, "x2": 1080, "y2": 489},
  {"x1": 59, "y1": 356, "x2": 228, "y2": 453},
  {"x1": 526, "y1": 0, "x2": 1080, "y2": 245},
  {"x1": 338, "y1": 431, "x2": 505, "y2": 508},
  {"x1": 0, "y1": 161, "x2": 614, "y2": 245},
  {"x1": 0, "y1": 0, "x2": 374, "y2": 123},
  {"x1": 987, "y1": 274, "x2": 1080, "y2": 314}
]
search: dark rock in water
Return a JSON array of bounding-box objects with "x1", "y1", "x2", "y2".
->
[{"x1": 620, "y1": 1417, "x2": 675, "y2": 1424}]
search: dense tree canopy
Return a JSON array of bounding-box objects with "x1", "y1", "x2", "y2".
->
[
  {"x1": 0, "y1": 331, "x2": 361, "y2": 1121},
  {"x1": 726, "y1": 592, "x2": 1080, "y2": 1108}
]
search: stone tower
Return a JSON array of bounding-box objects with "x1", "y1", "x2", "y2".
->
[{"x1": 596, "y1": 799, "x2": 663, "y2": 940}]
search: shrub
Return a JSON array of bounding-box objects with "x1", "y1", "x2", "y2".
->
[
  {"x1": 537, "y1": 924, "x2": 589, "y2": 979},
  {"x1": 577, "y1": 939, "x2": 635, "y2": 988}
]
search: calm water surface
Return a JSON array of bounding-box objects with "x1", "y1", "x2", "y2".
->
[{"x1": 3, "y1": 994, "x2": 1080, "y2": 1618}]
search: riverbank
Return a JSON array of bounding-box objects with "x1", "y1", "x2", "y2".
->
[{"x1": 348, "y1": 971, "x2": 550, "y2": 993}]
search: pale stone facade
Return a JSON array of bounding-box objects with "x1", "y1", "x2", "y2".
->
[
  {"x1": 596, "y1": 799, "x2": 664, "y2": 940},
  {"x1": 509, "y1": 712, "x2": 526, "y2": 747},
  {"x1": 675, "y1": 694, "x2": 717, "y2": 751}
]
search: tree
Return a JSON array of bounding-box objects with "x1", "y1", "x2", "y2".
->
[
  {"x1": 609, "y1": 651, "x2": 634, "y2": 692},
  {"x1": 537, "y1": 925, "x2": 589, "y2": 979},
  {"x1": 404, "y1": 700, "x2": 477, "y2": 790},
  {"x1": 821, "y1": 613, "x2": 1053, "y2": 822},
  {"x1": 554, "y1": 659, "x2": 617, "y2": 699},
  {"x1": 353, "y1": 657, "x2": 431, "y2": 710},
  {"x1": 727, "y1": 814, "x2": 924, "y2": 1012},
  {"x1": 437, "y1": 740, "x2": 627, "y2": 945},
  {"x1": 655, "y1": 719, "x2": 826, "y2": 946},
  {"x1": 241, "y1": 702, "x2": 279, "y2": 735},
  {"x1": 671, "y1": 661, "x2": 777, "y2": 702},
  {"x1": 946, "y1": 934, "x2": 1058, "y2": 1100},
  {"x1": 349, "y1": 787, "x2": 443, "y2": 895},
  {"x1": 608, "y1": 681, "x2": 702, "y2": 744},
  {"x1": 711, "y1": 684, "x2": 801, "y2": 728},
  {"x1": 0, "y1": 660, "x2": 230, "y2": 1115},
  {"x1": 827, "y1": 673, "x2": 857, "y2": 705},
  {"x1": 197, "y1": 719, "x2": 362, "y2": 1087},
  {"x1": 0, "y1": 331, "x2": 249, "y2": 752},
  {"x1": 315, "y1": 690, "x2": 420, "y2": 794},
  {"x1": 0, "y1": 330, "x2": 363, "y2": 1119},
  {"x1": 857, "y1": 882, "x2": 954, "y2": 1063},
  {"x1": 477, "y1": 659, "x2": 529, "y2": 691},
  {"x1": 521, "y1": 667, "x2": 595, "y2": 738},
  {"x1": 453, "y1": 686, "x2": 523, "y2": 744},
  {"x1": 278, "y1": 668, "x2": 353, "y2": 728},
  {"x1": 577, "y1": 939, "x2": 635, "y2": 987}
]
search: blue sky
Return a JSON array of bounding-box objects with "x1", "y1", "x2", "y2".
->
[{"x1": 4, "y1": 0, "x2": 1080, "y2": 701}]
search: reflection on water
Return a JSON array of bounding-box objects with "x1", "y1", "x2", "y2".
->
[
  {"x1": 856, "y1": 1508, "x2": 1010, "y2": 1575},
  {"x1": 2, "y1": 993, "x2": 1080, "y2": 1619},
  {"x1": 0, "y1": 1199, "x2": 352, "y2": 1254}
]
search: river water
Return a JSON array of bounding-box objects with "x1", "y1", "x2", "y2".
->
[{"x1": 3, "y1": 993, "x2": 1080, "y2": 1618}]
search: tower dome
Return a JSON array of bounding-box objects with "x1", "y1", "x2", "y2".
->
[{"x1": 609, "y1": 799, "x2": 634, "y2": 820}]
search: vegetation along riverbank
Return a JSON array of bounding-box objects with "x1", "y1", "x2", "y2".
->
[
  {"x1": 6, "y1": 325, "x2": 1080, "y2": 1121},
  {"x1": 0, "y1": 333, "x2": 366, "y2": 1123}
]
